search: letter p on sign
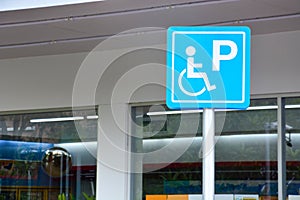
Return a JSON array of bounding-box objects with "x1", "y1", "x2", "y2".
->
[{"x1": 212, "y1": 40, "x2": 238, "y2": 71}]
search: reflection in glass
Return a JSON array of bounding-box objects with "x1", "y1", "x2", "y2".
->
[
  {"x1": 0, "y1": 108, "x2": 98, "y2": 200},
  {"x1": 216, "y1": 99, "x2": 278, "y2": 198},
  {"x1": 132, "y1": 98, "x2": 279, "y2": 200},
  {"x1": 285, "y1": 97, "x2": 300, "y2": 196},
  {"x1": 42, "y1": 147, "x2": 72, "y2": 177}
]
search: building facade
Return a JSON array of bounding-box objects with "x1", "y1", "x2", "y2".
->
[{"x1": 0, "y1": 1, "x2": 300, "y2": 200}]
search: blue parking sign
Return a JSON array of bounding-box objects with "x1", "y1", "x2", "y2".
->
[{"x1": 166, "y1": 26, "x2": 251, "y2": 109}]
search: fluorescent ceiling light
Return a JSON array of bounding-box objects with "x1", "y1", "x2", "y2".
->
[
  {"x1": 285, "y1": 104, "x2": 300, "y2": 109},
  {"x1": 246, "y1": 105, "x2": 277, "y2": 110},
  {"x1": 147, "y1": 110, "x2": 203, "y2": 116},
  {"x1": 30, "y1": 115, "x2": 98, "y2": 123},
  {"x1": 147, "y1": 104, "x2": 300, "y2": 116},
  {"x1": 86, "y1": 115, "x2": 99, "y2": 119},
  {"x1": 1, "y1": 126, "x2": 35, "y2": 132},
  {"x1": 30, "y1": 116, "x2": 84, "y2": 123},
  {"x1": 146, "y1": 106, "x2": 272, "y2": 116},
  {"x1": 0, "y1": 0, "x2": 105, "y2": 12}
]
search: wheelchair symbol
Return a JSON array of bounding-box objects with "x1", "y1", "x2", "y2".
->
[{"x1": 178, "y1": 46, "x2": 216, "y2": 97}]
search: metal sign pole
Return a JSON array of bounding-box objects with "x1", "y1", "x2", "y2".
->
[
  {"x1": 167, "y1": 26, "x2": 250, "y2": 200},
  {"x1": 202, "y1": 108, "x2": 215, "y2": 200}
]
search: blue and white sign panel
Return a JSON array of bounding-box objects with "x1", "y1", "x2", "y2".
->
[{"x1": 166, "y1": 26, "x2": 251, "y2": 109}]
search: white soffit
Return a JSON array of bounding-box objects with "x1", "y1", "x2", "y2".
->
[{"x1": 0, "y1": 0, "x2": 299, "y2": 59}]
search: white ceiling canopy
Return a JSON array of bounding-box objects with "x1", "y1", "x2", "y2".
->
[
  {"x1": 0, "y1": 0, "x2": 105, "y2": 12},
  {"x1": 0, "y1": 0, "x2": 299, "y2": 59}
]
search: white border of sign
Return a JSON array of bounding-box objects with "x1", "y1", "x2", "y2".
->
[{"x1": 171, "y1": 31, "x2": 246, "y2": 104}]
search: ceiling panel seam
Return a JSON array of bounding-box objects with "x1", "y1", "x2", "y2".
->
[{"x1": 0, "y1": 13, "x2": 299, "y2": 49}]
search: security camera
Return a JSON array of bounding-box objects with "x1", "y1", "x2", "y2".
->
[
  {"x1": 286, "y1": 131, "x2": 293, "y2": 147},
  {"x1": 286, "y1": 140, "x2": 293, "y2": 147}
]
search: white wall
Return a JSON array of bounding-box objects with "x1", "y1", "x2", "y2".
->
[
  {"x1": 0, "y1": 53, "x2": 86, "y2": 111},
  {"x1": 251, "y1": 30, "x2": 300, "y2": 95},
  {"x1": 0, "y1": 30, "x2": 299, "y2": 112}
]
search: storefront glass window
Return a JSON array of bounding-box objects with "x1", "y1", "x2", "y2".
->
[
  {"x1": 0, "y1": 108, "x2": 98, "y2": 200},
  {"x1": 285, "y1": 97, "x2": 300, "y2": 197},
  {"x1": 132, "y1": 105, "x2": 202, "y2": 200},
  {"x1": 132, "y1": 98, "x2": 278, "y2": 200},
  {"x1": 215, "y1": 98, "x2": 278, "y2": 199}
]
